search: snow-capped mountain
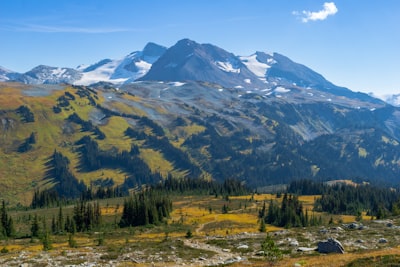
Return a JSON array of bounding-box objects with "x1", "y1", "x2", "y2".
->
[
  {"x1": 0, "y1": 66, "x2": 18, "y2": 82},
  {"x1": 0, "y1": 38, "x2": 390, "y2": 106},
  {"x1": 19, "y1": 65, "x2": 82, "y2": 84},
  {"x1": 139, "y1": 39, "x2": 266, "y2": 89},
  {"x1": 75, "y1": 42, "x2": 167, "y2": 85}
]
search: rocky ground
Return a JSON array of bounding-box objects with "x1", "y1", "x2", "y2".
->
[{"x1": 1, "y1": 219, "x2": 400, "y2": 266}]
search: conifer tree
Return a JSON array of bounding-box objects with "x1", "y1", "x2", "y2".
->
[{"x1": 31, "y1": 214, "x2": 40, "y2": 238}]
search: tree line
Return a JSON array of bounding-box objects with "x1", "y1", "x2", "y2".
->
[
  {"x1": 259, "y1": 193, "x2": 321, "y2": 228},
  {"x1": 288, "y1": 179, "x2": 400, "y2": 218}
]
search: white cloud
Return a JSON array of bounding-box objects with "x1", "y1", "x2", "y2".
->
[{"x1": 293, "y1": 2, "x2": 338, "y2": 23}]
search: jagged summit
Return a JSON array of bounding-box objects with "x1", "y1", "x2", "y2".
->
[
  {"x1": 139, "y1": 39, "x2": 265, "y2": 88},
  {"x1": 142, "y1": 42, "x2": 168, "y2": 58}
]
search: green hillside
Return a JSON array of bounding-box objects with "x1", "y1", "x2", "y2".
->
[
  {"x1": 2, "y1": 81, "x2": 400, "y2": 205},
  {"x1": 0, "y1": 83, "x2": 184, "y2": 205}
]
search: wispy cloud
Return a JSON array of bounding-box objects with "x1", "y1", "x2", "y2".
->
[
  {"x1": 1, "y1": 23, "x2": 136, "y2": 33},
  {"x1": 293, "y1": 2, "x2": 338, "y2": 23}
]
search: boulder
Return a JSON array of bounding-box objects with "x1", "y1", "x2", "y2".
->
[
  {"x1": 255, "y1": 251, "x2": 265, "y2": 256},
  {"x1": 297, "y1": 247, "x2": 317, "y2": 252},
  {"x1": 378, "y1": 238, "x2": 388, "y2": 244},
  {"x1": 318, "y1": 238, "x2": 345, "y2": 254}
]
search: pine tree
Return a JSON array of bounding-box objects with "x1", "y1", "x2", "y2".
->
[
  {"x1": 42, "y1": 231, "x2": 52, "y2": 251},
  {"x1": 68, "y1": 234, "x2": 77, "y2": 248},
  {"x1": 259, "y1": 218, "x2": 266, "y2": 233},
  {"x1": 31, "y1": 214, "x2": 40, "y2": 238},
  {"x1": 0, "y1": 200, "x2": 14, "y2": 237},
  {"x1": 261, "y1": 234, "x2": 282, "y2": 264},
  {"x1": 51, "y1": 216, "x2": 57, "y2": 234},
  {"x1": 57, "y1": 206, "x2": 64, "y2": 234}
]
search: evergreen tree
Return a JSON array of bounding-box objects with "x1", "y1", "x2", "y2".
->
[
  {"x1": 42, "y1": 232, "x2": 52, "y2": 251},
  {"x1": 0, "y1": 201, "x2": 14, "y2": 238},
  {"x1": 259, "y1": 218, "x2": 266, "y2": 233},
  {"x1": 57, "y1": 206, "x2": 64, "y2": 234},
  {"x1": 31, "y1": 214, "x2": 40, "y2": 238},
  {"x1": 261, "y1": 234, "x2": 282, "y2": 264}
]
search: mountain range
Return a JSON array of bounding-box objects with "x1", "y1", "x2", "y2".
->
[
  {"x1": 1, "y1": 38, "x2": 400, "y2": 203},
  {"x1": 0, "y1": 38, "x2": 390, "y2": 103}
]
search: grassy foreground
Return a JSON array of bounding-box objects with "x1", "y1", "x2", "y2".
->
[{"x1": 1, "y1": 193, "x2": 399, "y2": 266}]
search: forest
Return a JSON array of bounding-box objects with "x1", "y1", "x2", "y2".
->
[{"x1": 288, "y1": 179, "x2": 400, "y2": 218}]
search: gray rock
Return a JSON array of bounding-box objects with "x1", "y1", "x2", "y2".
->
[
  {"x1": 237, "y1": 244, "x2": 249, "y2": 249},
  {"x1": 318, "y1": 238, "x2": 345, "y2": 254},
  {"x1": 297, "y1": 247, "x2": 317, "y2": 252},
  {"x1": 348, "y1": 222, "x2": 359, "y2": 229},
  {"x1": 255, "y1": 251, "x2": 265, "y2": 256},
  {"x1": 331, "y1": 226, "x2": 344, "y2": 232},
  {"x1": 290, "y1": 240, "x2": 299, "y2": 246},
  {"x1": 378, "y1": 238, "x2": 388, "y2": 244}
]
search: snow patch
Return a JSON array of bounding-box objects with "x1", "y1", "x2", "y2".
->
[
  {"x1": 244, "y1": 79, "x2": 251, "y2": 84},
  {"x1": 168, "y1": 82, "x2": 185, "y2": 87},
  {"x1": 51, "y1": 68, "x2": 67, "y2": 77},
  {"x1": 218, "y1": 89, "x2": 224, "y2": 92},
  {"x1": 235, "y1": 85, "x2": 244, "y2": 89},
  {"x1": 215, "y1": 61, "x2": 240, "y2": 73},
  {"x1": 274, "y1": 86, "x2": 290, "y2": 93},
  {"x1": 240, "y1": 54, "x2": 270, "y2": 77}
]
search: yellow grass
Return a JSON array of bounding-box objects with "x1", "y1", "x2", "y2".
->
[
  {"x1": 339, "y1": 214, "x2": 357, "y2": 223},
  {"x1": 109, "y1": 99, "x2": 147, "y2": 117},
  {"x1": 97, "y1": 116, "x2": 131, "y2": 151},
  {"x1": 101, "y1": 205, "x2": 124, "y2": 215},
  {"x1": 79, "y1": 169, "x2": 128, "y2": 187},
  {"x1": 140, "y1": 148, "x2": 176, "y2": 177},
  {"x1": 269, "y1": 247, "x2": 400, "y2": 267}
]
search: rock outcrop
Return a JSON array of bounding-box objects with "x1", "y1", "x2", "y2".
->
[{"x1": 318, "y1": 238, "x2": 345, "y2": 254}]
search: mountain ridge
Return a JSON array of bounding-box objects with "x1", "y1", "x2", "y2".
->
[{"x1": 1, "y1": 38, "x2": 386, "y2": 105}]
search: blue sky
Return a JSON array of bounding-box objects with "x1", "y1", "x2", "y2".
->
[{"x1": 0, "y1": 0, "x2": 399, "y2": 95}]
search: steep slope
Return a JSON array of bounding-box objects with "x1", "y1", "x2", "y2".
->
[
  {"x1": 241, "y1": 52, "x2": 383, "y2": 104},
  {"x1": 1, "y1": 80, "x2": 400, "y2": 206},
  {"x1": 140, "y1": 39, "x2": 266, "y2": 89}
]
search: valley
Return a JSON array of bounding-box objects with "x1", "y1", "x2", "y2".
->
[{"x1": 1, "y1": 38, "x2": 400, "y2": 266}]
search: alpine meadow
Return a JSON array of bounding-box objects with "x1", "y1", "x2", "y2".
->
[{"x1": 1, "y1": 4, "x2": 400, "y2": 264}]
